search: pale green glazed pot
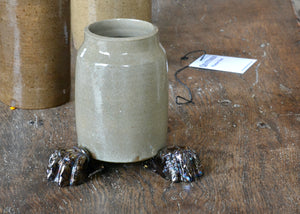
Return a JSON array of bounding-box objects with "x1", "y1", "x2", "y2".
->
[{"x1": 75, "y1": 19, "x2": 168, "y2": 163}]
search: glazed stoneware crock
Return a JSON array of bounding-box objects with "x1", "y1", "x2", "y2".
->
[
  {"x1": 75, "y1": 19, "x2": 168, "y2": 163},
  {"x1": 71, "y1": 0, "x2": 152, "y2": 49},
  {"x1": 0, "y1": 0, "x2": 70, "y2": 109}
]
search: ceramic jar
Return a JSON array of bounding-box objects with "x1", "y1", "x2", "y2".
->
[
  {"x1": 71, "y1": 0, "x2": 152, "y2": 49},
  {"x1": 0, "y1": 0, "x2": 70, "y2": 109},
  {"x1": 75, "y1": 19, "x2": 168, "y2": 163}
]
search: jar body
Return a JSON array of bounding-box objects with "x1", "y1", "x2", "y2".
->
[
  {"x1": 0, "y1": 0, "x2": 70, "y2": 109},
  {"x1": 75, "y1": 19, "x2": 168, "y2": 163},
  {"x1": 71, "y1": 0, "x2": 152, "y2": 49}
]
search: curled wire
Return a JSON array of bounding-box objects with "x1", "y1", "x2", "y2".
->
[{"x1": 175, "y1": 50, "x2": 206, "y2": 105}]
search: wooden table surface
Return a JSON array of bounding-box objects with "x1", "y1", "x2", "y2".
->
[{"x1": 1, "y1": 0, "x2": 299, "y2": 213}]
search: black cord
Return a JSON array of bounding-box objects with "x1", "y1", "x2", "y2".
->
[
  {"x1": 175, "y1": 50, "x2": 206, "y2": 105},
  {"x1": 175, "y1": 66, "x2": 193, "y2": 105},
  {"x1": 180, "y1": 50, "x2": 206, "y2": 61}
]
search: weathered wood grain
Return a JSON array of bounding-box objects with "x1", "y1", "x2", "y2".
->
[{"x1": 0, "y1": 0, "x2": 299, "y2": 213}]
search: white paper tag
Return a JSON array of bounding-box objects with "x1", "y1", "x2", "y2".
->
[{"x1": 189, "y1": 54, "x2": 257, "y2": 74}]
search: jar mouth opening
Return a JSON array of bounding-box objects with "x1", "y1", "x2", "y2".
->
[{"x1": 87, "y1": 18, "x2": 157, "y2": 41}]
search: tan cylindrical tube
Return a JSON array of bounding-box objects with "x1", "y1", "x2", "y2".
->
[
  {"x1": 71, "y1": 0, "x2": 152, "y2": 49},
  {"x1": 0, "y1": 0, "x2": 70, "y2": 109}
]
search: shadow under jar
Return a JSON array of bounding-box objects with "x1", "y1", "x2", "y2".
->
[
  {"x1": 75, "y1": 19, "x2": 168, "y2": 163},
  {"x1": 0, "y1": 0, "x2": 70, "y2": 109}
]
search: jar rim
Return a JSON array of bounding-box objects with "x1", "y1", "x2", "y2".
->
[{"x1": 85, "y1": 18, "x2": 158, "y2": 41}]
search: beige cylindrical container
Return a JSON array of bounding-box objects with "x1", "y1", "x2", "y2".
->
[
  {"x1": 0, "y1": 0, "x2": 70, "y2": 109},
  {"x1": 75, "y1": 19, "x2": 168, "y2": 163},
  {"x1": 71, "y1": 0, "x2": 152, "y2": 49}
]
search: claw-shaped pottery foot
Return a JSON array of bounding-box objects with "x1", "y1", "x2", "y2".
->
[
  {"x1": 146, "y1": 145, "x2": 204, "y2": 182},
  {"x1": 47, "y1": 147, "x2": 103, "y2": 187}
]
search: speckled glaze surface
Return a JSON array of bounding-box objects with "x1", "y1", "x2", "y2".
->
[
  {"x1": 0, "y1": 0, "x2": 70, "y2": 109},
  {"x1": 71, "y1": 0, "x2": 152, "y2": 49},
  {"x1": 75, "y1": 19, "x2": 168, "y2": 163}
]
